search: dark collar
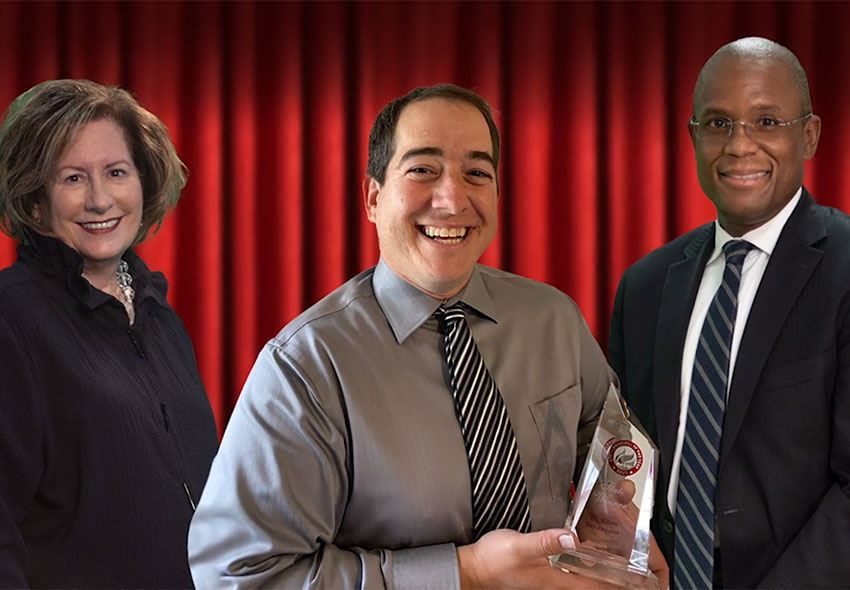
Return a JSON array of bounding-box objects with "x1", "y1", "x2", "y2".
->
[{"x1": 17, "y1": 233, "x2": 170, "y2": 312}]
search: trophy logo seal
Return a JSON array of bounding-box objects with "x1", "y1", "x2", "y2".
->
[{"x1": 605, "y1": 438, "x2": 644, "y2": 477}]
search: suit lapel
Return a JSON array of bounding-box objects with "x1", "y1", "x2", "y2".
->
[
  {"x1": 720, "y1": 191, "x2": 826, "y2": 468},
  {"x1": 654, "y1": 224, "x2": 714, "y2": 477}
]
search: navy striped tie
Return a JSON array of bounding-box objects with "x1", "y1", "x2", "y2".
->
[
  {"x1": 674, "y1": 240, "x2": 753, "y2": 589},
  {"x1": 435, "y1": 303, "x2": 531, "y2": 539}
]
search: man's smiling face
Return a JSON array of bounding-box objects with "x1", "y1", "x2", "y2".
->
[
  {"x1": 690, "y1": 55, "x2": 820, "y2": 236},
  {"x1": 363, "y1": 97, "x2": 498, "y2": 299}
]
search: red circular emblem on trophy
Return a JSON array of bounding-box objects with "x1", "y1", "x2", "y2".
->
[{"x1": 605, "y1": 439, "x2": 643, "y2": 476}]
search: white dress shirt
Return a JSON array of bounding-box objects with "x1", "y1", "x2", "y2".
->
[{"x1": 668, "y1": 188, "x2": 803, "y2": 514}]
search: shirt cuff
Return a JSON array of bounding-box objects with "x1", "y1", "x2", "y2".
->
[{"x1": 391, "y1": 543, "x2": 460, "y2": 589}]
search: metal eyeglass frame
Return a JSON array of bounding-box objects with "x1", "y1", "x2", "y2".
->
[{"x1": 688, "y1": 113, "x2": 813, "y2": 143}]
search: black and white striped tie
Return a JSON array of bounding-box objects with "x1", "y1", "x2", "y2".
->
[{"x1": 435, "y1": 302, "x2": 531, "y2": 539}]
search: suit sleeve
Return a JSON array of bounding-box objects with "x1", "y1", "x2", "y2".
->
[
  {"x1": 757, "y1": 299, "x2": 850, "y2": 587},
  {"x1": 608, "y1": 272, "x2": 628, "y2": 399},
  {"x1": 187, "y1": 344, "x2": 460, "y2": 590},
  {"x1": 0, "y1": 313, "x2": 43, "y2": 588}
]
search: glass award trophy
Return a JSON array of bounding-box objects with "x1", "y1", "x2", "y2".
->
[{"x1": 549, "y1": 384, "x2": 661, "y2": 589}]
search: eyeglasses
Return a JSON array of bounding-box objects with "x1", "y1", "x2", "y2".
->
[{"x1": 689, "y1": 113, "x2": 812, "y2": 145}]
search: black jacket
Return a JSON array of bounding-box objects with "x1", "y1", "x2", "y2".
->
[
  {"x1": 0, "y1": 234, "x2": 218, "y2": 589},
  {"x1": 609, "y1": 190, "x2": 850, "y2": 588}
]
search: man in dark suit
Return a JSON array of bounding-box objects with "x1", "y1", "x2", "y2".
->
[{"x1": 609, "y1": 36, "x2": 850, "y2": 588}]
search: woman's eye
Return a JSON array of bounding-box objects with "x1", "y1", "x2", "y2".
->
[
  {"x1": 65, "y1": 174, "x2": 81, "y2": 183},
  {"x1": 109, "y1": 169, "x2": 126, "y2": 177}
]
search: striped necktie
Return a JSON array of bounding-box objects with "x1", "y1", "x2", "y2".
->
[
  {"x1": 674, "y1": 239, "x2": 754, "y2": 589},
  {"x1": 435, "y1": 302, "x2": 532, "y2": 539}
]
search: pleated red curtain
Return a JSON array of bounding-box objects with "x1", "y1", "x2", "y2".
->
[{"x1": 1, "y1": 0, "x2": 847, "y2": 434}]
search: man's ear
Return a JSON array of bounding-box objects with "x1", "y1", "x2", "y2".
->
[
  {"x1": 362, "y1": 176, "x2": 381, "y2": 223},
  {"x1": 687, "y1": 119, "x2": 698, "y2": 156},
  {"x1": 802, "y1": 114, "x2": 822, "y2": 160}
]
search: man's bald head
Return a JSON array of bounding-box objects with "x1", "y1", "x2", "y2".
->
[{"x1": 694, "y1": 37, "x2": 812, "y2": 115}]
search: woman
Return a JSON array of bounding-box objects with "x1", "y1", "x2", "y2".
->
[{"x1": 0, "y1": 79, "x2": 218, "y2": 588}]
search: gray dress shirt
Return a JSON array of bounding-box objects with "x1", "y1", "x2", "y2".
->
[{"x1": 188, "y1": 259, "x2": 614, "y2": 589}]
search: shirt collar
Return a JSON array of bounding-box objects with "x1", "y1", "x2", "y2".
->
[
  {"x1": 19, "y1": 233, "x2": 170, "y2": 311},
  {"x1": 710, "y1": 186, "x2": 802, "y2": 262},
  {"x1": 373, "y1": 258, "x2": 497, "y2": 344}
]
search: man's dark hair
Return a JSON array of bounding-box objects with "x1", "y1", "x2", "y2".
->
[{"x1": 366, "y1": 84, "x2": 500, "y2": 185}]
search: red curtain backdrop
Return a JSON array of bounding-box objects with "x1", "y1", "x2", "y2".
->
[{"x1": 1, "y1": 0, "x2": 847, "y2": 434}]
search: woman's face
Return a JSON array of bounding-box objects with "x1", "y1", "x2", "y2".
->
[{"x1": 43, "y1": 118, "x2": 143, "y2": 279}]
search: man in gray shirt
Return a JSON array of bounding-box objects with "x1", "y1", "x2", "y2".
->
[{"x1": 188, "y1": 84, "x2": 663, "y2": 588}]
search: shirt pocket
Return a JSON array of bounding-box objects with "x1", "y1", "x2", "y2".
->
[{"x1": 527, "y1": 385, "x2": 581, "y2": 527}]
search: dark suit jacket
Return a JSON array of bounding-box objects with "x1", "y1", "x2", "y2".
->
[{"x1": 609, "y1": 189, "x2": 850, "y2": 588}]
